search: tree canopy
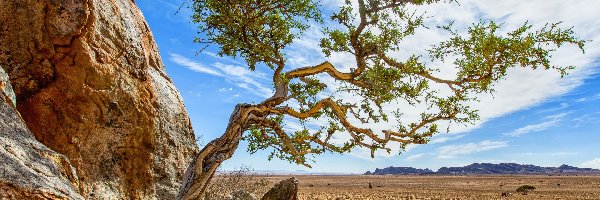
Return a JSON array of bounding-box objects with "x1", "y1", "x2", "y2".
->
[{"x1": 189, "y1": 0, "x2": 586, "y2": 167}]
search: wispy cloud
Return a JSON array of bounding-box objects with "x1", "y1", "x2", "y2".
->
[
  {"x1": 430, "y1": 134, "x2": 466, "y2": 144},
  {"x1": 168, "y1": 1, "x2": 600, "y2": 164},
  {"x1": 479, "y1": 159, "x2": 517, "y2": 164},
  {"x1": 576, "y1": 93, "x2": 600, "y2": 102},
  {"x1": 170, "y1": 53, "x2": 224, "y2": 77},
  {"x1": 437, "y1": 140, "x2": 508, "y2": 159},
  {"x1": 581, "y1": 158, "x2": 600, "y2": 169},
  {"x1": 505, "y1": 112, "x2": 569, "y2": 137},
  {"x1": 537, "y1": 103, "x2": 569, "y2": 113},
  {"x1": 348, "y1": 143, "x2": 418, "y2": 160},
  {"x1": 571, "y1": 112, "x2": 600, "y2": 127},
  {"x1": 505, "y1": 120, "x2": 558, "y2": 137},
  {"x1": 213, "y1": 63, "x2": 273, "y2": 98},
  {"x1": 546, "y1": 112, "x2": 571, "y2": 120},
  {"x1": 202, "y1": 51, "x2": 244, "y2": 65},
  {"x1": 218, "y1": 87, "x2": 233, "y2": 92},
  {"x1": 576, "y1": 97, "x2": 587, "y2": 102},
  {"x1": 170, "y1": 53, "x2": 273, "y2": 98},
  {"x1": 550, "y1": 152, "x2": 579, "y2": 156},
  {"x1": 282, "y1": 0, "x2": 600, "y2": 159},
  {"x1": 405, "y1": 153, "x2": 426, "y2": 161}
]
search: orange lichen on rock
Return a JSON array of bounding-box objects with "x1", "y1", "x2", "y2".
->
[{"x1": 0, "y1": 0, "x2": 198, "y2": 199}]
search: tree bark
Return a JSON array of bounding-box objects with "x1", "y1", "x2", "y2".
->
[{"x1": 177, "y1": 104, "x2": 253, "y2": 199}]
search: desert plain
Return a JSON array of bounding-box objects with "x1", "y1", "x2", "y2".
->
[{"x1": 259, "y1": 175, "x2": 600, "y2": 200}]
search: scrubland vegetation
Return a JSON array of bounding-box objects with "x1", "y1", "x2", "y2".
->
[{"x1": 236, "y1": 175, "x2": 600, "y2": 199}]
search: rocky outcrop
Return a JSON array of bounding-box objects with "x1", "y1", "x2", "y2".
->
[
  {"x1": 437, "y1": 163, "x2": 600, "y2": 174},
  {"x1": 364, "y1": 166, "x2": 434, "y2": 175},
  {"x1": 229, "y1": 190, "x2": 258, "y2": 200},
  {"x1": 0, "y1": 0, "x2": 198, "y2": 199},
  {"x1": 364, "y1": 163, "x2": 600, "y2": 175},
  {"x1": 261, "y1": 177, "x2": 298, "y2": 200},
  {"x1": 0, "y1": 67, "x2": 83, "y2": 200}
]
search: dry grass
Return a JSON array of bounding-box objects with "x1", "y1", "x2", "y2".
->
[
  {"x1": 256, "y1": 175, "x2": 600, "y2": 200},
  {"x1": 203, "y1": 166, "x2": 271, "y2": 200}
]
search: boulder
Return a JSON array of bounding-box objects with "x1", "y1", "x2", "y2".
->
[
  {"x1": 229, "y1": 190, "x2": 258, "y2": 200},
  {"x1": 0, "y1": 67, "x2": 83, "y2": 200},
  {"x1": 261, "y1": 177, "x2": 299, "y2": 200},
  {"x1": 0, "y1": 0, "x2": 198, "y2": 199}
]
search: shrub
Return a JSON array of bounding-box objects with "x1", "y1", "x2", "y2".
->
[
  {"x1": 516, "y1": 185, "x2": 536, "y2": 195},
  {"x1": 203, "y1": 165, "x2": 270, "y2": 200}
]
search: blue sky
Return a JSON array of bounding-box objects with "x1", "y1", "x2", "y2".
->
[{"x1": 137, "y1": 0, "x2": 600, "y2": 173}]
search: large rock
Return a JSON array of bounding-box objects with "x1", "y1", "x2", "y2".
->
[
  {"x1": 0, "y1": 0, "x2": 198, "y2": 199},
  {"x1": 261, "y1": 177, "x2": 299, "y2": 200},
  {"x1": 0, "y1": 67, "x2": 15, "y2": 106},
  {"x1": 0, "y1": 67, "x2": 83, "y2": 200}
]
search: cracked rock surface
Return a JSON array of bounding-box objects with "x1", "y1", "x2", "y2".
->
[
  {"x1": 0, "y1": 0, "x2": 198, "y2": 199},
  {"x1": 0, "y1": 67, "x2": 83, "y2": 200}
]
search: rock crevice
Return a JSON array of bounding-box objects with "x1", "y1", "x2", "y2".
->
[
  {"x1": 0, "y1": 67, "x2": 83, "y2": 200},
  {"x1": 0, "y1": 0, "x2": 198, "y2": 199}
]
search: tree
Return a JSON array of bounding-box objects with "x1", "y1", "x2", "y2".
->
[{"x1": 177, "y1": 0, "x2": 586, "y2": 199}]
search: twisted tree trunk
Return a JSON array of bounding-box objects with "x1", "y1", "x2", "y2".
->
[{"x1": 177, "y1": 104, "x2": 255, "y2": 199}]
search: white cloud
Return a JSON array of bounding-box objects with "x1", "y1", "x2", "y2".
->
[
  {"x1": 213, "y1": 63, "x2": 273, "y2": 98},
  {"x1": 538, "y1": 103, "x2": 569, "y2": 114},
  {"x1": 218, "y1": 87, "x2": 233, "y2": 92},
  {"x1": 170, "y1": 53, "x2": 273, "y2": 98},
  {"x1": 504, "y1": 112, "x2": 569, "y2": 137},
  {"x1": 550, "y1": 152, "x2": 579, "y2": 156},
  {"x1": 576, "y1": 93, "x2": 600, "y2": 103},
  {"x1": 405, "y1": 153, "x2": 425, "y2": 162},
  {"x1": 480, "y1": 159, "x2": 517, "y2": 164},
  {"x1": 348, "y1": 143, "x2": 420, "y2": 160},
  {"x1": 430, "y1": 134, "x2": 466, "y2": 144},
  {"x1": 170, "y1": 53, "x2": 224, "y2": 77},
  {"x1": 505, "y1": 121, "x2": 558, "y2": 137},
  {"x1": 437, "y1": 140, "x2": 508, "y2": 158},
  {"x1": 203, "y1": 51, "x2": 244, "y2": 65},
  {"x1": 581, "y1": 158, "x2": 600, "y2": 169},
  {"x1": 546, "y1": 112, "x2": 571, "y2": 120},
  {"x1": 277, "y1": 0, "x2": 600, "y2": 160},
  {"x1": 571, "y1": 112, "x2": 600, "y2": 127},
  {"x1": 447, "y1": 0, "x2": 600, "y2": 129},
  {"x1": 187, "y1": 90, "x2": 202, "y2": 97},
  {"x1": 171, "y1": 1, "x2": 600, "y2": 161},
  {"x1": 321, "y1": 0, "x2": 345, "y2": 9}
]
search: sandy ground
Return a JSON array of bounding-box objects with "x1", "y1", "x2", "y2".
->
[{"x1": 259, "y1": 175, "x2": 600, "y2": 200}]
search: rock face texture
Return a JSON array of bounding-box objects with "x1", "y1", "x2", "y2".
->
[
  {"x1": 0, "y1": 68, "x2": 83, "y2": 200},
  {"x1": 0, "y1": 67, "x2": 15, "y2": 106},
  {"x1": 261, "y1": 177, "x2": 299, "y2": 200},
  {"x1": 0, "y1": 0, "x2": 198, "y2": 199}
]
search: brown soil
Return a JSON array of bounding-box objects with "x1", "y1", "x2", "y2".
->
[{"x1": 259, "y1": 175, "x2": 600, "y2": 200}]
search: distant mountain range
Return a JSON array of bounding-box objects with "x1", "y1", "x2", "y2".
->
[
  {"x1": 365, "y1": 167, "x2": 434, "y2": 175},
  {"x1": 364, "y1": 163, "x2": 600, "y2": 175}
]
